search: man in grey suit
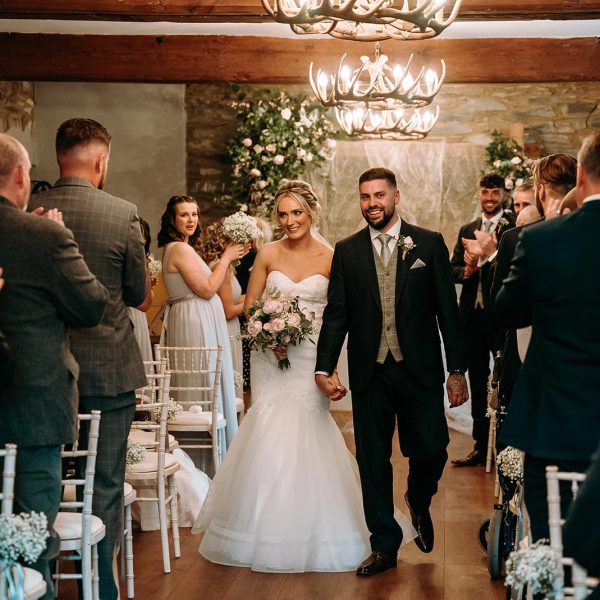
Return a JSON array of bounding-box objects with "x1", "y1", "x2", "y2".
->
[
  {"x1": 30, "y1": 119, "x2": 148, "y2": 599},
  {"x1": 0, "y1": 133, "x2": 108, "y2": 599}
]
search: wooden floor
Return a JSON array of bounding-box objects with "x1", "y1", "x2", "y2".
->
[{"x1": 61, "y1": 414, "x2": 506, "y2": 600}]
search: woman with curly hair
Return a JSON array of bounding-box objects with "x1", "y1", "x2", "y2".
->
[
  {"x1": 198, "y1": 219, "x2": 245, "y2": 380},
  {"x1": 157, "y1": 195, "x2": 250, "y2": 449}
]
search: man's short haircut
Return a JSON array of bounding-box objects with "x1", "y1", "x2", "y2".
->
[
  {"x1": 479, "y1": 173, "x2": 505, "y2": 189},
  {"x1": 0, "y1": 135, "x2": 25, "y2": 187},
  {"x1": 578, "y1": 130, "x2": 600, "y2": 183},
  {"x1": 359, "y1": 167, "x2": 397, "y2": 188},
  {"x1": 55, "y1": 118, "x2": 111, "y2": 155},
  {"x1": 532, "y1": 153, "x2": 577, "y2": 198},
  {"x1": 513, "y1": 181, "x2": 534, "y2": 196}
]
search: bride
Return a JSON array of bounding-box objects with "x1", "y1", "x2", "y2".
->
[{"x1": 192, "y1": 180, "x2": 375, "y2": 572}]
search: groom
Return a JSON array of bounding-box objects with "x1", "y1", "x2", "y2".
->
[{"x1": 316, "y1": 167, "x2": 468, "y2": 576}]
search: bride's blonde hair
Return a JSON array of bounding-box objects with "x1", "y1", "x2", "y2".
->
[{"x1": 271, "y1": 180, "x2": 321, "y2": 228}]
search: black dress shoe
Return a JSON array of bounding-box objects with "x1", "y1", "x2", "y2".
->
[
  {"x1": 451, "y1": 449, "x2": 486, "y2": 467},
  {"x1": 356, "y1": 551, "x2": 397, "y2": 576},
  {"x1": 404, "y1": 492, "x2": 434, "y2": 554}
]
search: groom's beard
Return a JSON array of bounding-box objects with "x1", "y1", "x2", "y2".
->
[{"x1": 362, "y1": 206, "x2": 395, "y2": 230}]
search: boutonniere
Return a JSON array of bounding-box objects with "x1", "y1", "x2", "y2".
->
[
  {"x1": 397, "y1": 234, "x2": 417, "y2": 260},
  {"x1": 498, "y1": 217, "x2": 509, "y2": 229}
]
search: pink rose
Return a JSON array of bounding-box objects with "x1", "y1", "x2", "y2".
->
[
  {"x1": 271, "y1": 318, "x2": 285, "y2": 332},
  {"x1": 287, "y1": 313, "x2": 301, "y2": 328},
  {"x1": 263, "y1": 299, "x2": 282, "y2": 314},
  {"x1": 247, "y1": 320, "x2": 263, "y2": 337},
  {"x1": 263, "y1": 322, "x2": 272, "y2": 332}
]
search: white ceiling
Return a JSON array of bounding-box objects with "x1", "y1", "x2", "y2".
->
[{"x1": 1, "y1": 19, "x2": 599, "y2": 38}]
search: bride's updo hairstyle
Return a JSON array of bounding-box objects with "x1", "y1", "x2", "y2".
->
[{"x1": 272, "y1": 180, "x2": 321, "y2": 229}]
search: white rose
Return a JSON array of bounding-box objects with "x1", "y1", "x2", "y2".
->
[
  {"x1": 515, "y1": 178, "x2": 523, "y2": 187},
  {"x1": 281, "y1": 108, "x2": 292, "y2": 120},
  {"x1": 257, "y1": 180, "x2": 268, "y2": 189},
  {"x1": 242, "y1": 138, "x2": 253, "y2": 147},
  {"x1": 249, "y1": 168, "x2": 262, "y2": 178},
  {"x1": 504, "y1": 178, "x2": 514, "y2": 190},
  {"x1": 266, "y1": 143, "x2": 277, "y2": 152},
  {"x1": 273, "y1": 154, "x2": 285, "y2": 165},
  {"x1": 297, "y1": 148, "x2": 306, "y2": 159},
  {"x1": 326, "y1": 139, "x2": 337, "y2": 149},
  {"x1": 253, "y1": 144, "x2": 263, "y2": 154},
  {"x1": 511, "y1": 156, "x2": 522, "y2": 165},
  {"x1": 304, "y1": 152, "x2": 313, "y2": 162},
  {"x1": 493, "y1": 160, "x2": 501, "y2": 168}
]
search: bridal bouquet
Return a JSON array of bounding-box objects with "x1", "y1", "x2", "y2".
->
[
  {"x1": 0, "y1": 511, "x2": 49, "y2": 599},
  {"x1": 222, "y1": 211, "x2": 263, "y2": 244},
  {"x1": 241, "y1": 291, "x2": 316, "y2": 369},
  {"x1": 147, "y1": 253, "x2": 162, "y2": 287}
]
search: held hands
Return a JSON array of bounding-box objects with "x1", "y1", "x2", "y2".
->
[
  {"x1": 31, "y1": 206, "x2": 65, "y2": 226},
  {"x1": 315, "y1": 371, "x2": 348, "y2": 402},
  {"x1": 474, "y1": 230, "x2": 498, "y2": 258},
  {"x1": 446, "y1": 372, "x2": 469, "y2": 407}
]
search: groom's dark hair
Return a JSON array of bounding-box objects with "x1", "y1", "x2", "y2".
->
[{"x1": 359, "y1": 167, "x2": 397, "y2": 188}]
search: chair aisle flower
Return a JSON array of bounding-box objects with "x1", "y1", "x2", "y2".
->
[{"x1": 505, "y1": 539, "x2": 562, "y2": 597}]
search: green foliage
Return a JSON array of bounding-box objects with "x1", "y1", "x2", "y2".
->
[
  {"x1": 483, "y1": 129, "x2": 532, "y2": 193},
  {"x1": 225, "y1": 89, "x2": 336, "y2": 218}
]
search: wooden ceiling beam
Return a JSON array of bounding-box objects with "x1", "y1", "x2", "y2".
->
[
  {"x1": 1, "y1": 1, "x2": 600, "y2": 21},
  {"x1": 0, "y1": 33, "x2": 598, "y2": 84}
]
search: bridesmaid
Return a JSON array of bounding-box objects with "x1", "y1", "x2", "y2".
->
[
  {"x1": 197, "y1": 219, "x2": 245, "y2": 381},
  {"x1": 157, "y1": 195, "x2": 249, "y2": 448}
]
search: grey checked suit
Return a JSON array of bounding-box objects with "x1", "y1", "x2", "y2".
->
[
  {"x1": 30, "y1": 178, "x2": 147, "y2": 600},
  {"x1": 0, "y1": 195, "x2": 108, "y2": 599}
]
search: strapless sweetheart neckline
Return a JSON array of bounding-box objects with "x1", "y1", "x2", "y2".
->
[{"x1": 268, "y1": 270, "x2": 328, "y2": 285}]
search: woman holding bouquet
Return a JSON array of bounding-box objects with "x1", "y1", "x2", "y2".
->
[
  {"x1": 157, "y1": 195, "x2": 249, "y2": 448},
  {"x1": 193, "y1": 181, "x2": 414, "y2": 572}
]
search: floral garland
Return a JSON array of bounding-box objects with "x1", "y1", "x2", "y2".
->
[
  {"x1": 225, "y1": 88, "x2": 337, "y2": 218},
  {"x1": 505, "y1": 539, "x2": 561, "y2": 597},
  {"x1": 483, "y1": 129, "x2": 532, "y2": 193}
]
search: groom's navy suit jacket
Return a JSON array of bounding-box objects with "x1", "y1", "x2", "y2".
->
[
  {"x1": 496, "y1": 200, "x2": 600, "y2": 462},
  {"x1": 316, "y1": 221, "x2": 466, "y2": 394}
]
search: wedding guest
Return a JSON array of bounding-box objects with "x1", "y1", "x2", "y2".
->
[
  {"x1": 197, "y1": 218, "x2": 246, "y2": 378},
  {"x1": 559, "y1": 187, "x2": 578, "y2": 215},
  {"x1": 532, "y1": 153, "x2": 578, "y2": 219},
  {"x1": 0, "y1": 266, "x2": 13, "y2": 385},
  {"x1": 0, "y1": 133, "x2": 108, "y2": 599},
  {"x1": 495, "y1": 131, "x2": 600, "y2": 542},
  {"x1": 157, "y1": 195, "x2": 249, "y2": 452},
  {"x1": 29, "y1": 118, "x2": 147, "y2": 600},
  {"x1": 511, "y1": 182, "x2": 535, "y2": 217},
  {"x1": 128, "y1": 217, "x2": 154, "y2": 362},
  {"x1": 451, "y1": 174, "x2": 515, "y2": 467}
]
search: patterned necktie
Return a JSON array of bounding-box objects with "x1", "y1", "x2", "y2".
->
[
  {"x1": 482, "y1": 220, "x2": 493, "y2": 234},
  {"x1": 377, "y1": 233, "x2": 392, "y2": 267}
]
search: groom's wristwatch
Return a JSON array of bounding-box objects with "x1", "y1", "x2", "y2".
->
[{"x1": 449, "y1": 369, "x2": 465, "y2": 376}]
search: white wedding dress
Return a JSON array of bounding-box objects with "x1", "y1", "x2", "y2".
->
[{"x1": 192, "y1": 270, "x2": 373, "y2": 572}]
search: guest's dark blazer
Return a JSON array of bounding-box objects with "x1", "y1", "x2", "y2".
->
[
  {"x1": 30, "y1": 177, "x2": 147, "y2": 397},
  {"x1": 0, "y1": 196, "x2": 108, "y2": 447},
  {"x1": 496, "y1": 200, "x2": 600, "y2": 461},
  {"x1": 451, "y1": 211, "x2": 516, "y2": 325},
  {"x1": 316, "y1": 221, "x2": 466, "y2": 394}
]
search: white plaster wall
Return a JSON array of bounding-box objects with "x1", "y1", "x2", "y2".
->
[{"x1": 31, "y1": 82, "x2": 186, "y2": 251}]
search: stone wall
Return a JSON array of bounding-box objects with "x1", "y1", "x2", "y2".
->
[{"x1": 186, "y1": 81, "x2": 600, "y2": 227}]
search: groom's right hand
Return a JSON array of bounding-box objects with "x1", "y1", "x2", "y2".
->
[{"x1": 315, "y1": 372, "x2": 347, "y2": 401}]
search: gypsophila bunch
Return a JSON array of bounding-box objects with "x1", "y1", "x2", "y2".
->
[
  {"x1": 147, "y1": 254, "x2": 162, "y2": 287},
  {"x1": 225, "y1": 88, "x2": 336, "y2": 217},
  {"x1": 484, "y1": 129, "x2": 532, "y2": 193},
  {"x1": 0, "y1": 512, "x2": 49, "y2": 565},
  {"x1": 153, "y1": 398, "x2": 183, "y2": 423},
  {"x1": 505, "y1": 539, "x2": 561, "y2": 597},
  {"x1": 222, "y1": 211, "x2": 264, "y2": 244},
  {"x1": 241, "y1": 289, "x2": 317, "y2": 369},
  {"x1": 126, "y1": 442, "x2": 146, "y2": 470},
  {"x1": 496, "y1": 446, "x2": 524, "y2": 482},
  {"x1": 233, "y1": 371, "x2": 244, "y2": 393}
]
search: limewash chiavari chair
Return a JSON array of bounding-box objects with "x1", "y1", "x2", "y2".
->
[{"x1": 546, "y1": 466, "x2": 600, "y2": 600}]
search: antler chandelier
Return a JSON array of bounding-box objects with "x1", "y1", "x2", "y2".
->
[
  {"x1": 335, "y1": 105, "x2": 440, "y2": 140},
  {"x1": 309, "y1": 43, "x2": 445, "y2": 110},
  {"x1": 262, "y1": 0, "x2": 463, "y2": 42}
]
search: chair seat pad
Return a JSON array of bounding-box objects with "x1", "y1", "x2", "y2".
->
[
  {"x1": 126, "y1": 452, "x2": 179, "y2": 474},
  {"x1": 170, "y1": 410, "x2": 225, "y2": 426},
  {"x1": 129, "y1": 429, "x2": 177, "y2": 448},
  {"x1": 23, "y1": 566, "x2": 46, "y2": 599},
  {"x1": 123, "y1": 482, "x2": 137, "y2": 505},
  {"x1": 54, "y1": 512, "x2": 104, "y2": 541}
]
